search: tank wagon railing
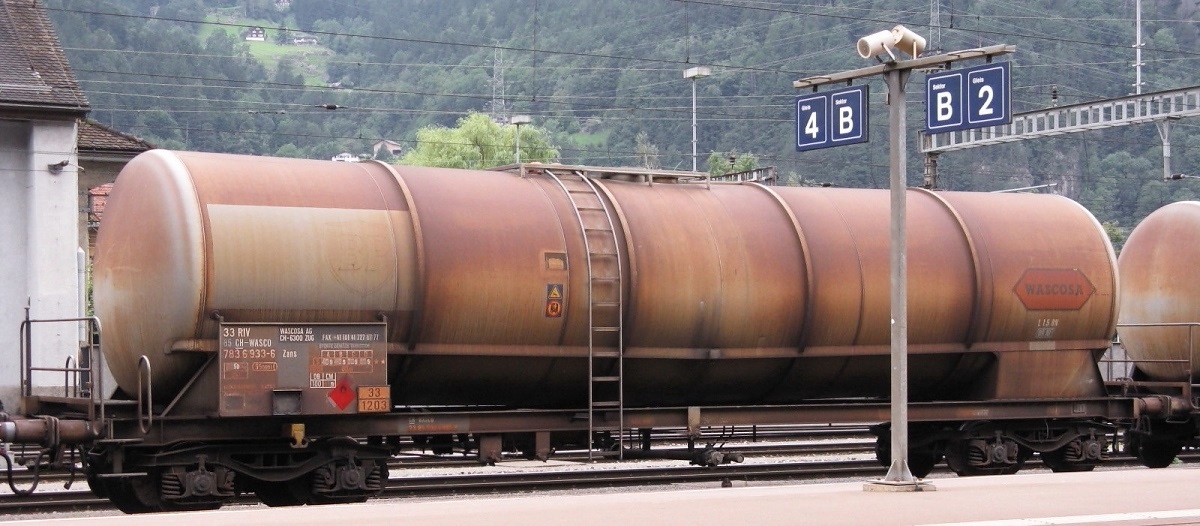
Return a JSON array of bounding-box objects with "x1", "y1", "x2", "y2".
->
[
  {"x1": 497, "y1": 162, "x2": 711, "y2": 186},
  {"x1": 18, "y1": 310, "x2": 107, "y2": 425},
  {"x1": 1110, "y1": 322, "x2": 1199, "y2": 410},
  {"x1": 709, "y1": 166, "x2": 777, "y2": 184}
]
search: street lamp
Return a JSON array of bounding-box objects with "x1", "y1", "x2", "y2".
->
[
  {"x1": 510, "y1": 115, "x2": 531, "y2": 164},
  {"x1": 684, "y1": 66, "x2": 710, "y2": 172}
]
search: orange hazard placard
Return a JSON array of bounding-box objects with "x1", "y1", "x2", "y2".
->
[{"x1": 545, "y1": 299, "x2": 563, "y2": 318}]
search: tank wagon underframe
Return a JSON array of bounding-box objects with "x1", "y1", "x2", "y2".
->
[
  {"x1": 23, "y1": 393, "x2": 1152, "y2": 487},
  {"x1": 25, "y1": 395, "x2": 1145, "y2": 446}
]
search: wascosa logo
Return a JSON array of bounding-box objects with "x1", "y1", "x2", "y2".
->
[{"x1": 1012, "y1": 268, "x2": 1097, "y2": 311}]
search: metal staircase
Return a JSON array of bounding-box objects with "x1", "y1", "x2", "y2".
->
[{"x1": 542, "y1": 168, "x2": 626, "y2": 460}]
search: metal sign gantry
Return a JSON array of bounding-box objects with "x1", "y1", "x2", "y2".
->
[
  {"x1": 794, "y1": 43, "x2": 1014, "y2": 489},
  {"x1": 921, "y1": 85, "x2": 1200, "y2": 186}
]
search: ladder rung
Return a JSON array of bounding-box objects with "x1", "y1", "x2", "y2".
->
[
  {"x1": 592, "y1": 376, "x2": 620, "y2": 382},
  {"x1": 591, "y1": 277, "x2": 620, "y2": 282},
  {"x1": 589, "y1": 252, "x2": 618, "y2": 257},
  {"x1": 584, "y1": 227, "x2": 613, "y2": 233},
  {"x1": 589, "y1": 448, "x2": 622, "y2": 456},
  {"x1": 592, "y1": 301, "x2": 620, "y2": 307},
  {"x1": 592, "y1": 401, "x2": 622, "y2": 408},
  {"x1": 593, "y1": 326, "x2": 620, "y2": 332},
  {"x1": 591, "y1": 351, "x2": 621, "y2": 358},
  {"x1": 577, "y1": 206, "x2": 605, "y2": 211}
]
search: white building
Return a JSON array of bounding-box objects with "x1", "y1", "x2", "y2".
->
[
  {"x1": 0, "y1": 0, "x2": 91, "y2": 411},
  {"x1": 372, "y1": 139, "x2": 403, "y2": 159},
  {"x1": 331, "y1": 152, "x2": 358, "y2": 162},
  {"x1": 245, "y1": 27, "x2": 266, "y2": 42}
]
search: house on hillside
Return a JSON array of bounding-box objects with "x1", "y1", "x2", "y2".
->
[
  {"x1": 245, "y1": 27, "x2": 266, "y2": 41},
  {"x1": 372, "y1": 139, "x2": 403, "y2": 159},
  {"x1": 292, "y1": 35, "x2": 318, "y2": 45},
  {"x1": 331, "y1": 152, "x2": 358, "y2": 162}
]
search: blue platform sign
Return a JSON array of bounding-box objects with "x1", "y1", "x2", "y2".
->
[
  {"x1": 925, "y1": 61, "x2": 1010, "y2": 133},
  {"x1": 795, "y1": 85, "x2": 868, "y2": 152}
]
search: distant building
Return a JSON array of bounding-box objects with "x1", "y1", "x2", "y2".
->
[
  {"x1": 292, "y1": 35, "x2": 318, "y2": 45},
  {"x1": 331, "y1": 152, "x2": 358, "y2": 162},
  {"x1": 274, "y1": 0, "x2": 291, "y2": 9},
  {"x1": 372, "y1": 139, "x2": 403, "y2": 159},
  {"x1": 77, "y1": 119, "x2": 155, "y2": 258},
  {"x1": 245, "y1": 27, "x2": 266, "y2": 42}
]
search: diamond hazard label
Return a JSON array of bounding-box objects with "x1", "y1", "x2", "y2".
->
[
  {"x1": 327, "y1": 377, "x2": 356, "y2": 410},
  {"x1": 1013, "y1": 268, "x2": 1096, "y2": 311}
]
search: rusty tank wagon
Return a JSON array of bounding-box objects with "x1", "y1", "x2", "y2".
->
[
  {"x1": 2, "y1": 150, "x2": 1194, "y2": 512},
  {"x1": 1115, "y1": 201, "x2": 1200, "y2": 467}
]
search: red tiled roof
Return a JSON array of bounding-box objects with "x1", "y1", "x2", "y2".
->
[
  {"x1": 78, "y1": 119, "x2": 155, "y2": 153},
  {"x1": 0, "y1": 0, "x2": 88, "y2": 113},
  {"x1": 87, "y1": 182, "x2": 111, "y2": 226}
]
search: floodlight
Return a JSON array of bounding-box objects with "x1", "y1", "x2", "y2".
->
[
  {"x1": 890, "y1": 25, "x2": 926, "y2": 58},
  {"x1": 856, "y1": 25, "x2": 926, "y2": 61}
]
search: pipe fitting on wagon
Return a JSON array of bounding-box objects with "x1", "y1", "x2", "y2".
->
[
  {"x1": 1135, "y1": 395, "x2": 1190, "y2": 419},
  {"x1": 0, "y1": 422, "x2": 15, "y2": 443},
  {"x1": 0, "y1": 418, "x2": 95, "y2": 447}
]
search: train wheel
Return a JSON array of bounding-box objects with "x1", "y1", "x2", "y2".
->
[
  {"x1": 254, "y1": 478, "x2": 311, "y2": 507},
  {"x1": 906, "y1": 447, "x2": 942, "y2": 479},
  {"x1": 1135, "y1": 439, "x2": 1181, "y2": 469},
  {"x1": 1039, "y1": 448, "x2": 1095, "y2": 473},
  {"x1": 101, "y1": 477, "x2": 162, "y2": 514},
  {"x1": 85, "y1": 469, "x2": 109, "y2": 499},
  {"x1": 873, "y1": 436, "x2": 942, "y2": 478}
]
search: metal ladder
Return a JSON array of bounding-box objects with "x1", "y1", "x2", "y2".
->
[{"x1": 543, "y1": 169, "x2": 625, "y2": 460}]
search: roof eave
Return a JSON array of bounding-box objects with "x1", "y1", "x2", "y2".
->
[{"x1": 0, "y1": 101, "x2": 89, "y2": 120}]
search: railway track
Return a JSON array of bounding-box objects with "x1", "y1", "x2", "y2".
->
[{"x1": 0, "y1": 443, "x2": 1194, "y2": 516}]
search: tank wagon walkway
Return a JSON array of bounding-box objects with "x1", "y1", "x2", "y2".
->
[{"x1": 18, "y1": 466, "x2": 1200, "y2": 526}]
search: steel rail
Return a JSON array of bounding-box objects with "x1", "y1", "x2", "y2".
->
[{"x1": 2, "y1": 453, "x2": 1196, "y2": 515}]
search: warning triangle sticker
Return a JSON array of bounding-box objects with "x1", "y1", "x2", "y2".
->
[{"x1": 547, "y1": 284, "x2": 563, "y2": 299}]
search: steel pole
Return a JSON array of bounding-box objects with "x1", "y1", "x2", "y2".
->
[
  {"x1": 883, "y1": 67, "x2": 914, "y2": 483},
  {"x1": 514, "y1": 124, "x2": 522, "y2": 164},
  {"x1": 691, "y1": 78, "x2": 698, "y2": 172}
]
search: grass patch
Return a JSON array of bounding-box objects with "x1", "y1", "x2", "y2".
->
[
  {"x1": 200, "y1": 11, "x2": 332, "y2": 87},
  {"x1": 571, "y1": 129, "x2": 611, "y2": 148}
]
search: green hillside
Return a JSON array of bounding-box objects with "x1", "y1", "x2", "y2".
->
[{"x1": 45, "y1": 0, "x2": 1200, "y2": 233}]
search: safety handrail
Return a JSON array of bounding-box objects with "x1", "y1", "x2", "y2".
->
[
  {"x1": 18, "y1": 312, "x2": 105, "y2": 424},
  {"x1": 1112, "y1": 322, "x2": 1198, "y2": 407},
  {"x1": 62, "y1": 356, "x2": 76, "y2": 398},
  {"x1": 136, "y1": 355, "x2": 152, "y2": 434}
]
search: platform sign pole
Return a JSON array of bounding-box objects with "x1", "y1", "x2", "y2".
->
[
  {"x1": 793, "y1": 42, "x2": 1014, "y2": 494},
  {"x1": 884, "y1": 68, "x2": 913, "y2": 484}
]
